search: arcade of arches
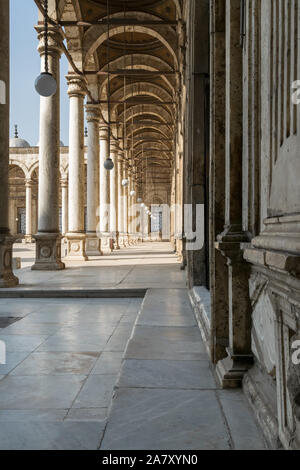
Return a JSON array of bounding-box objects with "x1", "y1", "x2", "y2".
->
[{"x1": 0, "y1": 0, "x2": 300, "y2": 450}]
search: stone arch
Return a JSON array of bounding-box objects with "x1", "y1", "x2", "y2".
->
[
  {"x1": 119, "y1": 104, "x2": 172, "y2": 124},
  {"x1": 9, "y1": 160, "x2": 30, "y2": 179},
  {"x1": 60, "y1": 0, "x2": 84, "y2": 70},
  {"x1": 60, "y1": 165, "x2": 69, "y2": 180},
  {"x1": 99, "y1": 54, "x2": 175, "y2": 99},
  {"x1": 110, "y1": 82, "x2": 173, "y2": 120},
  {"x1": 28, "y1": 161, "x2": 39, "y2": 179},
  {"x1": 83, "y1": 12, "x2": 179, "y2": 68},
  {"x1": 126, "y1": 124, "x2": 172, "y2": 141},
  {"x1": 111, "y1": 81, "x2": 172, "y2": 102}
]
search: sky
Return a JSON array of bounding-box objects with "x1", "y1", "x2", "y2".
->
[{"x1": 10, "y1": 0, "x2": 70, "y2": 145}]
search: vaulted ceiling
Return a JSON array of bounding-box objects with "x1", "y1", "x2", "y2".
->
[{"x1": 38, "y1": 0, "x2": 184, "y2": 199}]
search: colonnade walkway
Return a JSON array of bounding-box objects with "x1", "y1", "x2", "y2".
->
[{"x1": 0, "y1": 243, "x2": 266, "y2": 449}]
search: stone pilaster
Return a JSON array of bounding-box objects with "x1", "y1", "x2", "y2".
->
[
  {"x1": 65, "y1": 75, "x2": 87, "y2": 261},
  {"x1": 32, "y1": 24, "x2": 65, "y2": 271},
  {"x1": 85, "y1": 104, "x2": 102, "y2": 256},
  {"x1": 215, "y1": 0, "x2": 252, "y2": 387},
  {"x1": 99, "y1": 123, "x2": 112, "y2": 253}
]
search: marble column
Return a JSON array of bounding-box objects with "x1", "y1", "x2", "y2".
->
[
  {"x1": 32, "y1": 25, "x2": 65, "y2": 271},
  {"x1": 128, "y1": 173, "x2": 136, "y2": 245},
  {"x1": 0, "y1": 1, "x2": 18, "y2": 286},
  {"x1": 25, "y1": 179, "x2": 33, "y2": 243},
  {"x1": 109, "y1": 142, "x2": 119, "y2": 250},
  {"x1": 210, "y1": 0, "x2": 229, "y2": 365},
  {"x1": 85, "y1": 104, "x2": 102, "y2": 256},
  {"x1": 129, "y1": 178, "x2": 137, "y2": 245},
  {"x1": 61, "y1": 178, "x2": 68, "y2": 236},
  {"x1": 123, "y1": 164, "x2": 129, "y2": 246},
  {"x1": 133, "y1": 181, "x2": 139, "y2": 244},
  {"x1": 99, "y1": 123, "x2": 112, "y2": 253},
  {"x1": 65, "y1": 75, "x2": 87, "y2": 261},
  {"x1": 117, "y1": 156, "x2": 125, "y2": 247}
]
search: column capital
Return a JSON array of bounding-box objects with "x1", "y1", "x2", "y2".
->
[
  {"x1": 25, "y1": 178, "x2": 33, "y2": 188},
  {"x1": 60, "y1": 178, "x2": 68, "y2": 189},
  {"x1": 35, "y1": 25, "x2": 64, "y2": 58},
  {"x1": 66, "y1": 74, "x2": 86, "y2": 98},
  {"x1": 85, "y1": 104, "x2": 100, "y2": 123},
  {"x1": 118, "y1": 151, "x2": 125, "y2": 163},
  {"x1": 110, "y1": 141, "x2": 119, "y2": 155},
  {"x1": 99, "y1": 123, "x2": 110, "y2": 140}
]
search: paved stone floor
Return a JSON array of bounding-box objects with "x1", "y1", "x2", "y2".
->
[
  {"x1": 0, "y1": 242, "x2": 267, "y2": 449},
  {"x1": 12, "y1": 242, "x2": 185, "y2": 290}
]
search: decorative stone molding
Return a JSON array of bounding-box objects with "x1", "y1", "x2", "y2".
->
[
  {"x1": 243, "y1": 215, "x2": 300, "y2": 448},
  {"x1": 35, "y1": 25, "x2": 64, "y2": 59},
  {"x1": 85, "y1": 104, "x2": 100, "y2": 123},
  {"x1": 100, "y1": 232, "x2": 113, "y2": 254},
  {"x1": 0, "y1": 235, "x2": 19, "y2": 287},
  {"x1": 64, "y1": 233, "x2": 87, "y2": 261},
  {"x1": 99, "y1": 123, "x2": 109, "y2": 140},
  {"x1": 31, "y1": 233, "x2": 65, "y2": 271},
  {"x1": 66, "y1": 75, "x2": 86, "y2": 98},
  {"x1": 86, "y1": 233, "x2": 102, "y2": 257},
  {"x1": 215, "y1": 234, "x2": 253, "y2": 388}
]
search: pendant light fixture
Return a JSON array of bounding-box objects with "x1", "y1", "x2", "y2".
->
[
  {"x1": 104, "y1": 0, "x2": 114, "y2": 171},
  {"x1": 35, "y1": 0, "x2": 57, "y2": 97}
]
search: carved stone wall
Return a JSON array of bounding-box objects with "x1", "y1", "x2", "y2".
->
[{"x1": 243, "y1": 0, "x2": 300, "y2": 449}]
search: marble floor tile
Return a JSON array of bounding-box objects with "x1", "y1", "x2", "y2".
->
[
  {"x1": 118, "y1": 359, "x2": 216, "y2": 390},
  {"x1": 0, "y1": 351, "x2": 31, "y2": 375},
  {"x1": 0, "y1": 409, "x2": 67, "y2": 422},
  {"x1": 65, "y1": 408, "x2": 107, "y2": 422},
  {"x1": 101, "y1": 388, "x2": 230, "y2": 450},
  {"x1": 0, "y1": 334, "x2": 48, "y2": 352},
  {"x1": 0, "y1": 421, "x2": 106, "y2": 450},
  {"x1": 11, "y1": 352, "x2": 99, "y2": 376},
  {"x1": 56, "y1": 323, "x2": 116, "y2": 337},
  {"x1": 0, "y1": 375, "x2": 86, "y2": 409},
  {"x1": 73, "y1": 374, "x2": 117, "y2": 409},
  {"x1": 92, "y1": 352, "x2": 123, "y2": 375},
  {"x1": 104, "y1": 326, "x2": 133, "y2": 352},
  {"x1": 217, "y1": 390, "x2": 267, "y2": 450},
  {"x1": 23, "y1": 311, "x2": 82, "y2": 324},
  {"x1": 125, "y1": 326, "x2": 207, "y2": 360},
  {"x1": 2, "y1": 322, "x2": 62, "y2": 336},
  {"x1": 36, "y1": 336, "x2": 108, "y2": 353}
]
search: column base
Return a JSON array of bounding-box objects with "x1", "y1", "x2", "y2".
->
[
  {"x1": 100, "y1": 233, "x2": 113, "y2": 254},
  {"x1": 122, "y1": 234, "x2": 129, "y2": 247},
  {"x1": 31, "y1": 233, "x2": 65, "y2": 271},
  {"x1": 86, "y1": 233, "x2": 102, "y2": 257},
  {"x1": 24, "y1": 235, "x2": 34, "y2": 244},
  {"x1": 112, "y1": 232, "x2": 120, "y2": 250},
  {"x1": 216, "y1": 352, "x2": 253, "y2": 389},
  {"x1": 128, "y1": 234, "x2": 135, "y2": 246},
  {"x1": 118, "y1": 235, "x2": 125, "y2": 248},
  {"x1": 64, "y1": 233, "x2": 87, "y2": 261},
  {"x1": 0, "y1": 235, "x2": 19, "y2": 287}
]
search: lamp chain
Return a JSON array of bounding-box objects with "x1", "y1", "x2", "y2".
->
[{"x1": 44, "y1": 0, "x2": 49, "y2": 74}]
